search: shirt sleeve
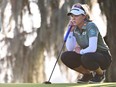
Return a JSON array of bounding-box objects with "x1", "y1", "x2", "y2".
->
[
  {"x1": 88, "y1": 23, "x2": 99, "y2": 37},
  {"x1": 80, "y1": 37, "x2": 97, "y2": 54},
  {"x1": 65, "y1": 32, "x2": 77, "y2": 51}
]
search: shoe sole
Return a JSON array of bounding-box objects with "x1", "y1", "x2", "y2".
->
[{"x1": 88, "y1": 78, "x2": 105, "y2": 84}]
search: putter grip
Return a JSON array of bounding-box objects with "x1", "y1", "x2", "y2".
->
[{"x1": 64, "y1": 25, "x2": 72, "y2": 42}]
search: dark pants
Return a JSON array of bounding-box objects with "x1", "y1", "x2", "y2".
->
[{"x1": 61, "y1": 51, "x2": 112, "y2": 70}]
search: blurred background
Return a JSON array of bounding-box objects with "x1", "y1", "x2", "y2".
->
[{"x1": 0, "y1": 0, "x2": 116, "y2": 83}]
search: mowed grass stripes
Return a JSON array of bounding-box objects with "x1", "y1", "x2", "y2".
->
[{"x1": 0, "y1": 83, "x2": 116, "y2": 87}]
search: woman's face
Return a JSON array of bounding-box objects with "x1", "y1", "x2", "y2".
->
[{"x1": 70, "y1": 14, "x2": 86, "y2": 26}]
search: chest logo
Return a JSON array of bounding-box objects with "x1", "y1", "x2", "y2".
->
[{"x1": 82, "y1": 32, "x2": 86, "y2": 35}]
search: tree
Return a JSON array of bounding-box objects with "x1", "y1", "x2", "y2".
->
[
  {"x1": 98, "y1": 0, "x2": 116, "y2": 81},
  {"x1": 0, "y1": 0, "x2": 116, "y2": 83},
  {"x1": 0, "y1": 0, "x2": 74, "y2": 83},
  {"x1": 0, "y1": 0, "x2": 42, "y2": 82}
]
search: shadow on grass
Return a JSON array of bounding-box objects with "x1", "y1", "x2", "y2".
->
[
  {"x1": 41, "y1": 83, "x2": 116, "y2": 87},
  {"x1": 0, "y1": 82, "x2": 116, "y2": 87},
  {"x1": 69, "y1": 83, "x2": 116, "y2": 87}
]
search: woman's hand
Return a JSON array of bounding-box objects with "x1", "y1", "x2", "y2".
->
[
  {"x1": 68, "y1": 20, "x2": 76, "y2": 31},
  {"x1": 74, "y1": 46, "x2": 81, "y2": 54}
]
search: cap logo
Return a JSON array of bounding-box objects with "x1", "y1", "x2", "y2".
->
[{"x1": 73, "y1": 5, "x2": 81, "y2": 8}]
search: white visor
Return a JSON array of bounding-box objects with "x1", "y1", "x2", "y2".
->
[{"x1": 67, "y1": 8, "x2": 85, "y2": 16}]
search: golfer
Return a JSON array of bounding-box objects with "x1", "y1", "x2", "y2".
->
[{"x1": 61, "y1": 3, "x2": 112, "y2": 83}]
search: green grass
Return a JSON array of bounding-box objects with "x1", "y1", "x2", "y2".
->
[{"x1": 0, "y1": 83, "x2": 116, "y2": 87}]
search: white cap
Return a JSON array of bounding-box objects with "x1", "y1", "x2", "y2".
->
[{"x1": 67, "y1": 5, "x2": 86, "y2": 16}]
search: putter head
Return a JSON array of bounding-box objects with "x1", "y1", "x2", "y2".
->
[{"x1": 43, "y1": 81, "x2": 52, "y2": 84}]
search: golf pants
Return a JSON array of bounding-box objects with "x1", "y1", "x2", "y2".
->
[{"x1": 61, "y1": 50, "x2": 112, "y2": 70}]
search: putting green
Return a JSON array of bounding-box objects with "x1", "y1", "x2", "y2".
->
[{"x1": 0, "y1": 83, "x2": 116, "y2": 87}]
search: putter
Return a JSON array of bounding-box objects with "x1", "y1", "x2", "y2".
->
[{"x1": 43, "y1": 25, "x2": 72, "y2": 84}]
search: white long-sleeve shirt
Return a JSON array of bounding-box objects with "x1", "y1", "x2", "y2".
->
[{"x1": 66, "y1": 32, "x2": 97, "y2": 54}]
